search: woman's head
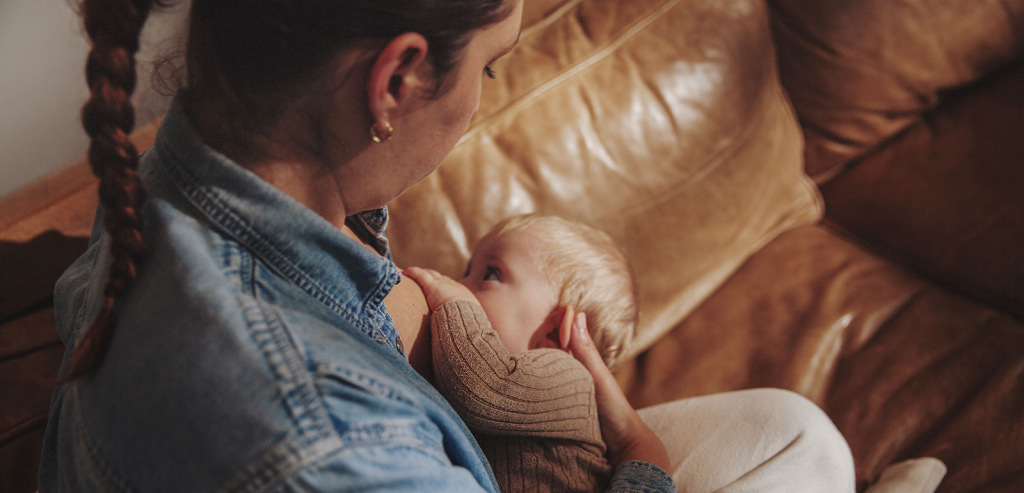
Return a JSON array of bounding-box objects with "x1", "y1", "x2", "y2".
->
[
  {"x1": 183, "y1": 0, "x2": 524, "y2": 214},
  {"x1": 68, "y1": 0, "x2": 523, "y2": 379},
  {"x1": 352, "y1": 2, "x2": 523, "y2": 210}
]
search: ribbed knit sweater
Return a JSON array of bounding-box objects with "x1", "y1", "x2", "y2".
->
[{"x1": 431, "y1": 300, "x2": 613, "y2": 492}]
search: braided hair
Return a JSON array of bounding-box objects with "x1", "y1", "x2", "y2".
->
[{"x1": 64, "y1": 0, "x2": 161, "y2": 380}]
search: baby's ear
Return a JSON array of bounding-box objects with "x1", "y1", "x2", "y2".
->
[
  {"x1": 557, "y1": 306, "x2": 576, "y2": 350},
  {"x1": 536, "y1": 307, "x2": 574, "y2": 351}
]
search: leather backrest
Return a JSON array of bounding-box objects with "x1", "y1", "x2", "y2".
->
[
  {"x1": 388, "y1": 0, "x2": 823, "y2": 359},
  {"x1": 768, "y1": 0, "x2": 1024, "y2": 180},
  {"x1": 820, "y1": 61, "x2": 1024, "y2": 320}
]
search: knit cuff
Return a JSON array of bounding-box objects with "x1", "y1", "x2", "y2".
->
[{"x1": 607, "y1": 460, "x2": 675, "y2": 493}]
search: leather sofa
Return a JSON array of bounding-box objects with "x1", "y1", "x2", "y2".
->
[{"x1": 2, "y1": 0, "x2": 1022, "y2": 491}]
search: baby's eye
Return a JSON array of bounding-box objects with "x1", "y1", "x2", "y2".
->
[
  {"x1": 463, "y1": 262, "x2": 471, "y2": 278},
  {"x1": 484, "y1": 65, "x2": 497, "y2": 79},
  {"x1": 483, "y1": 265, "x2": 501, "y2": 281}
]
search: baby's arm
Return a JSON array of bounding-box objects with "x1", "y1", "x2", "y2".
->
[{"x1": 404, "y1": 267, "x2": 598, "y2": 440}]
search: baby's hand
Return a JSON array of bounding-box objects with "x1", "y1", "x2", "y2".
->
[{"x1": 403, "y1": 267, "x2": 479, "y2": 312}]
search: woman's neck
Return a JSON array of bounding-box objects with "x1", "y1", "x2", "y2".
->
[{"x1": 182, "y1": 88, "x2": 359, "y2": 229}]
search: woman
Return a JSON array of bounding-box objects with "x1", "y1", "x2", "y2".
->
[{"x1": 41, "y1": 0, "x2": 853, "y2": 491}]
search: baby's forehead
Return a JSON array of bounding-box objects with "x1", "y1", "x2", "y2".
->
[
  {"x1": 475, "y1": 227, "x2": 543, "y2": 255},
  {"x1": 471, "y1": 228, "x2": 547, "y2": 263}
]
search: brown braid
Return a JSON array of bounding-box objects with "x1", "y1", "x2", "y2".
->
[{"x1": 64, "y1": 0, "x2": 160, "y2": 380}]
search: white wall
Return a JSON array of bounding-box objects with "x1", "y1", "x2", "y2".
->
[{"x1": 0, "y1": 0, "x2": 189, "y2": 197}]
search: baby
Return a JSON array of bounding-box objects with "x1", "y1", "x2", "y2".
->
[{"x1": 405, "y1": 214, "x2": 638, "y2": 493}]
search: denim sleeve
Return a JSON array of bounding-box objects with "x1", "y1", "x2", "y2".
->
[
  {"x1": 275, "y1": 454, "x2": 672, "y2": 492},
  {"x1": 607, "y1": 460, "x2": 676, "y2": 493},
  {"x1": 273, "y1": 446, "x2": 490, "y2": 492}
]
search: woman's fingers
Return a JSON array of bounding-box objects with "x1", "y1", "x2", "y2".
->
[
  {"x1": 568, "y1": 313, "x2": 619, "y2": 394},
  {"x1": 568, "y1": 313, "x2": 630, "y2": 421},
  {"x1": 568, "y1": 312, "x2": 671, "y2": 471}
]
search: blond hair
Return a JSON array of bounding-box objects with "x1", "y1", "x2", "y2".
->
[{"x1": 482, "y1": 214, "x2": 638, "y2": 368}]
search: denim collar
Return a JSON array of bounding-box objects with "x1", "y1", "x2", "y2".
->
[{"x1": 142, "y1": 99, "x2": 401, "y2": 341}]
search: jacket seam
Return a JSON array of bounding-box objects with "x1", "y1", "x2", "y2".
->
[
  {"x1": 154, "y1": 156, "x2": 384, "y2": 340},
  {"x1": 217, "y1": 297, "x2": 339, "y2": 492}
]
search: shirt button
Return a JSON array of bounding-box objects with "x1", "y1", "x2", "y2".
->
[{"x1": 395, "y1": 337, "x2": 405, "y2": 355}]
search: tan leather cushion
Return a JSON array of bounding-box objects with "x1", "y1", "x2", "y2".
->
[
  {"x1": 520, "y1": 0, "x2": 569, "y2": 29},
  {"x1": 768, "y1": 0, "x2": 1024, "y2": 180},
  {"x1": 822, "y1": 60, "x2": 1024, "y2": 320},
  {"x1": 388, "y1": 0, "x2": 822, "y2": 359},
  {"x1": 620, "y1": 225, "x2": 1024, "y2": 491}
]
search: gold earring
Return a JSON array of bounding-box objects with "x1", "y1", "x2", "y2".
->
[{"x1": 370, "y1": 122, "x2": 394, "y2": 143}]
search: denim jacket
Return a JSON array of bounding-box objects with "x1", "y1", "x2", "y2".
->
[{"x1": 39, "y1": 101, "x2": 675, "y2": 492}]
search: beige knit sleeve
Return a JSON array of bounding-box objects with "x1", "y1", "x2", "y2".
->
[{"x1": 430, "y1": 300, "x2": 599, "y2": 441}]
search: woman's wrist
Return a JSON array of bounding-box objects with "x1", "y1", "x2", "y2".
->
[
  {"x1": 609, "y1": 460, "x2": 676, "y2": 493},
  {"x1": 609, "y1": 419, "x2": 671, "y2": 472}
]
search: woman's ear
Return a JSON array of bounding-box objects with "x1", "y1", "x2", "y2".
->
[{"x1": 366, "y1": 33, "x2": 430, "y2": 131}]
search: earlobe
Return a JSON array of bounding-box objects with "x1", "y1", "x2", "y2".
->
[{"x1": 366, "y1": 33, "x2": 430, "y2": 130}]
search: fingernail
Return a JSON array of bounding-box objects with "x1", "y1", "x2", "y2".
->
[{"x1": 575, "y1": 313, "x2": 586, "y2": 333}]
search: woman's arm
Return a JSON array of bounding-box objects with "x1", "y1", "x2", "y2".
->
[{"x1": 565, "y1": 309, "x2": 672, "y2": 472}]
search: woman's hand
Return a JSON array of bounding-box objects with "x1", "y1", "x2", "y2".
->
[
  {"x1": 563, "y1": 308, "x2": 672, "y2": 473},
  {"x1": 403, "y1": 267, "x2": 478, "y2": 311}
]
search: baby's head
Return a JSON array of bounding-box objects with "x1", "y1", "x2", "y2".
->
[{"x1": 459, "y1": 214, "x2": 638, "y2": 368}]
